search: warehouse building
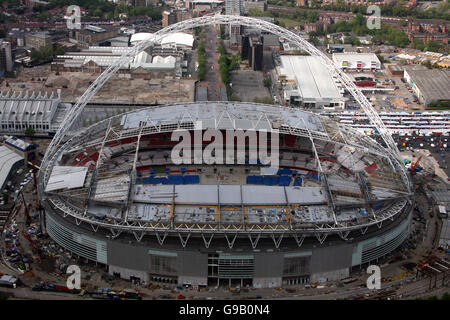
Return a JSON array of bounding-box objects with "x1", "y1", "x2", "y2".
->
[
  {"x1": 0, "y1": 144, "x2": 24, "y2": 192},
  {"x1": 0, "y1": 91, "x2": 65, "y2": 135},
  {"x1": 130, "y1": 32, "x2": 195, "y2": 50},
  {"x1": 51, "y1": 46, "x2": 182, "y2": 78},
  {"x1": 72, "y1": 25, "x2": 119, "y2": 47},
  {"x1": 278, "y1": 55, "x2": 345, "y2": 109},
  {"x1": 24, "y1": 31, "x2": 52, "y2": 50},
  {"x1": 403, "y1": 65, "x2": 450, "y2": 106}
]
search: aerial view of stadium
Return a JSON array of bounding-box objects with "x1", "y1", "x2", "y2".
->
[
  {"x1": 38, "y1": 99, "x2": 414, "y2": 288},
  {"x1": 0, "y1": 2, "x2": 449, "y2": 307}
]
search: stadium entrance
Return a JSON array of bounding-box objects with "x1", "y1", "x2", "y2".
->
[{"x1": 208, "y1": 253, "x2": 254, "y2": 287}]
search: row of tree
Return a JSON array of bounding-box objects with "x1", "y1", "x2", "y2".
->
[
  {"x1": 320, "y1": 13, "x2": 411, "y2": 48},
  {"x1": 247, "y1": 7, "x2": 319, "y2": 24},
  {"x1": 217, "y1": 41, "x2": 240, "y2": 99},
  {"x1": 30, "y1": 46, "x2": 53, "y2": 62},
  {"x1": 427, "y1": 101, "x2": 450, "y2": 110},
  {"x1": 30, "y1": 0, "x2": 163, "y2": 20},
  {"x1": 267, "y1": 0, "x2": 450, "y2": 21},
  {"x1": 197, "y1": 39, "x2": 206, "y2": 81},
  {"x1": 309, "y1": 2, "x2": 450, "y2": 21}
]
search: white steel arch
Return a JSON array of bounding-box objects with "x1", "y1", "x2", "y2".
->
[{"x1": 41, "y1": 14, "x2": 400, "y2": 183}]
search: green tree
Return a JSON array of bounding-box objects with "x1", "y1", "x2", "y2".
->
[
  {"x1": 197, "y1": 39, "x2": 207, "y2": 81},
  {"x1": 25, "y1": 127, "x2": 35, "y2": 139},
  {"x1": 55, "y1": 47, "x2": 65, "y2": 56},
  {"x1": 425, "y1": 40, "x2": 443, "y2": 53},
  {"x1": 411, "y1": 40, "x2": 425, "y2": 51},
  {"x1": 30, "y1": 48, "x2": 40, "y2": 61},
  {"x1": 423, "y1": 60, "x2": 433, "y2": 69},
  {"x1": 40, "y1": 45, "x2": 52, "y2": 60},
  {"x1": 308, "y1": 34, "x2": 320, "y2": 46}
]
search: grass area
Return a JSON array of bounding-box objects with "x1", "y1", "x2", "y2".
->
[{"x1": 276, "y1": 17, "x2": 301, "y2": 29}]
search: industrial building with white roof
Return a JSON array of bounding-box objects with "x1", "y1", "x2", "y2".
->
[
  {"x1": 278, "y1": 55, "x2": 345, "y2": 109},
  {"x1": 403, "y1": 65, "x2": 450, "y2": 106},
  {"x1": 0, "y1": 91, "x2": 66, "y2": 134},
  {"x1": 332, "y1": 52, "x2": 381, "y2": 71},
  {"x1": 51, "y1": 32, "x2": 194, "y2": 77}
]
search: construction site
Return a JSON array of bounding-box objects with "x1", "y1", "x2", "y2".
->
[
  {"x1": 0, "y1": 15, "x2": 448, "y2": 301},
  {"x1": 0, "y1": 65, "x2": 196, "y2": 105},
  {"x1": 29, "y1": 101, "x2": 416, "y2": 289}
]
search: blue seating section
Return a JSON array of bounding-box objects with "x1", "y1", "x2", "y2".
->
[
  {"x1": 294, "y1": 177, "x2": 302, "y2": 186},
  {"x1": 142, "y1": 177, "x2": 168, "y2": 184},
  {"x1": 168, "y1": 175, "x2": 183, "y2": 184},
  {"x1": 263, "y1": 176, "x2": 279, "y2": 185},
  {"x1": 247, "y1": 175, "x2": 292, "y2": 186},
  {"x1": 277, "y1": 168, "x2": 293, "y2": 175},
  {"x1": 303, "y1": 172, "x2": 319, "y2": 180},
  {"x1": 279, "y1": 176, "x2": 291, "y2": 186},
  {"x1": 245, "y1": 168, "x2": 319, "y2": 186},
  {"x1": 139, "y1": 175, "x2": 200, "y2": 185},
  {"x1": 183, "y1": 175, "x2": 200, "y2": 184}
]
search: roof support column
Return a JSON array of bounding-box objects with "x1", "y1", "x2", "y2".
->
[
  {"x1": 124, "y1": 125, "x2": 143, "y2": 222},
  {"x1": 302, "y1": 119, "x2": 338, "y2": 226}
]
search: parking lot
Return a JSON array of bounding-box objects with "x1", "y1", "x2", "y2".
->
[
  {"x1": 378, "y1": 65, "x2": 423, "y2": 111},
  {"x1": 230, "y1": 70, "x2": 271, "y2": 102}
]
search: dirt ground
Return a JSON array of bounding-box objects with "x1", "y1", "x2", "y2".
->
[
  {"x1": 0, "y1": 66, "x2": 196, "y2": 104},
  {"x1": 401, "y1": 149, "x2": 449, "y2": 181}
]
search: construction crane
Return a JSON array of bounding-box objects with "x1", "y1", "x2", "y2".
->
[
  {"x1": 22, "y1": 231, "x2": 40, "y2": 252},
  {"x1": 410, "y1": 156, "x2": 422, "y2": 176}
]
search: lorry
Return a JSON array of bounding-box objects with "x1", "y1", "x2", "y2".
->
[
  {"x1": 32, "y1": 281, "x2": 80, "y2": 294},
  {"x1": 0, "y1": 275, "x2": 18, "y2": 288}
]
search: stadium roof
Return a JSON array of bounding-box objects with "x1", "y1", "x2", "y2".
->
[
  {"x1": 0, "y1": 145, "x2": 22, "y2": 189},
  {"x1": 42, "y1": 101, "x2": 411, "y2": 235},
  {"x1": 279, "y1": 55, "x2": 343, "y2": 102},
  {"x1": 45, "y1": 166, "x2": 88, "y2": 192},
  {"x1": 134, "y1": 185, "x2": 326, "y2": 206},
  {"x1": 119, "y1": 102, "x2": 325, "y2": 133}
]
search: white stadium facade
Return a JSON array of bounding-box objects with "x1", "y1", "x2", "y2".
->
[{"x1": 38, "y1": 15, "x2": 414, "y2": 287}]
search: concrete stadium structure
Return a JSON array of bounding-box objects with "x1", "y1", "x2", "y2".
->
[
  {"x1": 38, "y1": 15, "x2": 414, "y2": 287},
  {"x1": 39, "y1": 102, "x2": 413, "y2": 287}
]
